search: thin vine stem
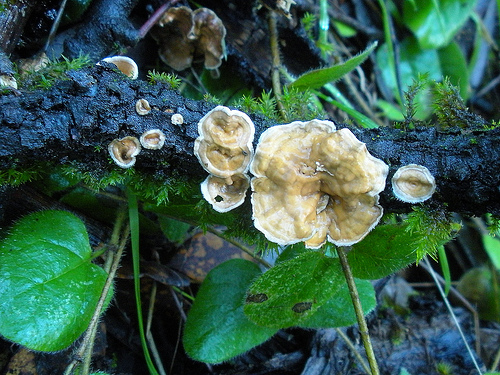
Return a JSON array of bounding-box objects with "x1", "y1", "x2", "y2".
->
[
  {"x1": 337, "y1": 246, "x2": 380, "y2": 375},
  {"x1": 267, "y1": 10, "x2": 287, "y2": 121},
  {"x1": 64, "y1": 208, "x2": 128, "y2": 375}
]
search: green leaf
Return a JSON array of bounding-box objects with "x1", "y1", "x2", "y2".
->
[
  {"x1": 376, "y1": 37, "x2": 442, "y2": 119},
  {"x1": 437, "y1": 41, "x2": 469, "y2": 99},
  {"x1": 0, "y1": 210, "x2": 108, "y2": 352},
  {"x1": 289, "y1": 42, "x2": 378, "y2": 91},
  {"x1": 437, "y1": 245, "x2": 451, "y2": 295},
  {"x1": 244, "y1": 252, "x2": 344, "y2": 328},
  {"x1": 299, "y1": 278, "x2": 376, "y2": 328},
  {"x1": 158, "y1": 216, "x2": 191, "y2": 244},
  {"x1": 403, "y1": 0, "x2": 476, "y2": 49},
  {"x1": 482, "y1": 234, "x2": 500, "y2": 269},
  {"x1": 183, "y1": 259, "x2": 277, "y2": 363},
  {"x1": 348, "y1": 224, "x2": 419, "y2": 280}
]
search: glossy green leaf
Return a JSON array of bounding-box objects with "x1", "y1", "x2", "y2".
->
[
  {"x1": 183, "y1": 259, "x2": 277, "y2": 363},
  {"x1": 438, "y1": 41, "x2": 469, "y2": 99},
  {"x1": 457, "y1": 267, "x2": 500, "y2": 322},
  {"x1": 299, "y1": 278, "x2": 376, "y2": 328},
  {"x1": 158, "y1": 216, "x2": 191, "y2": 244},
  {"x1": 403, "y1": 0, "x2": 476, "y2": 49},
  {"x1": 0, "y1": 210, "x2": 107, "y2": 352},
  {"x1": 482, "y1": 234, "x2": 500, "y2": 269},
  {"x1": 289, "y1": 42, "x2": 378, "y2": 91},
  {"x1": 376, "y1": 37, "x2": 441, "y2": 119},
  {"x1": 62, "y1": 0, "x2": 94, "y2": 25},
  {"x1": 244, "y1": 252, "x2": 344, "y2": 328},
  {"x1": 348, "y1": 224, "x2": 419, "y2": 280}
]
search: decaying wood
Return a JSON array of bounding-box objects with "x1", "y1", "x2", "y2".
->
[{"x1": 1, "y1": 64, "x2": 500, "y2": 217}]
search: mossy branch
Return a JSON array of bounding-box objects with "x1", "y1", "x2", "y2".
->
[{"x1": 1, "y1": 65, "x2": 500, "y2": 216}]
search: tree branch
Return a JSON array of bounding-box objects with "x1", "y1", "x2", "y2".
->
[{"x1": 1, "y1": 65, "x2": 500, "y2": 216}]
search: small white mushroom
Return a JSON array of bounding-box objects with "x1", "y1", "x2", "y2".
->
[
  {"x1": 171, "y1": 113, "x2": 184, "y2": 125},
  {"x1": 100, "y1": 56, "x2": 139, "y2": 79},
  {"x1": 135, "y1": 99, "x2": 151, "y2": 115},
  {"x1": 392, "y1": 164, "x2": 436, "y2": 203},
  {"x1": 140, "y1": 129, "x2": 165, "y2": 150},
  {"x1": 0, "y1": 75, "x2": 17, "y2": 89},
  {"x1": 108, "y1": 136, "x2": 141, "y2": 168}
]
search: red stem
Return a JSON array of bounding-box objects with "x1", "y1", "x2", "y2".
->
[{"x1": 138, "y1": 0, "x2": 180, "y2": 39}]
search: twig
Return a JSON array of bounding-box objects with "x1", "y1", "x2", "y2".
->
[
  {"x1": 146, "y1": 282, "x2": 167, "y2": 375},
  {"x1": 423, "y1": 257, "x2": 483, "y2": 375},
  {"x1": 418, "y1": 260, "x2": 482, "y2": 355},
  {"x1": 335, "y1": 327, "x2": 371, "y2": 374},
  {"x1": 337, "y1": 246, "x2": 380, "y2": 375},
  {"x1": 267, "y1": 10, "x2": 287, "y2": 121},
  {"x1": 44, "y1": 0, "x2": 68, "y2": 53},
  {"x1": 64, "y1": 208, "x2": 129, "y2": 375},
  {"x1": 138, "y1": 0, "x2": 181, "y2": 40},
  {"x1": 491, "y1": 344, "x2": 500, "y2": 372}
]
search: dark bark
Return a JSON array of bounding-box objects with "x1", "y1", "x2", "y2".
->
[
  {"x1": 1, "y1": 64, "x2": 500, "y2": 216},
  {"x1": 0, "y1": 0, "x2": 37, "y2": 55}
]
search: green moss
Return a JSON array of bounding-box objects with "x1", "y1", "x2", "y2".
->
[
  {"x1": 405, "y1": 206, "x2": 461, "y2": 262},
  {"x1": 236, "y1": 88, "x2": 323, "y2": 123},
  {"x1": 147, "y1": 70, "x2": 181, "y2": 89},
  {"x1": 0, "y1": 164, "x2": 48, "y2": 186},
  {"x1": 432, "y1": 78, "x2": 485, "y2": 130},
  {"x1": 17, "y1": 55, "x2": 92, "y2": 90}
]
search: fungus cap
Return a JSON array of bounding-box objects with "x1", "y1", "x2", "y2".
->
[
  {"x1": 153, "y1": 6, "x2": 226, "y2": 71},
  {"x1": 135, "y1": 99, "x2": 151, "y2": 115},
  {"x1": 155, "y1": 6, "x2": 195, "y2": 71},
  {"x1": 250, "y1": 120, "x2": 388, "y2": 248},
  {"x1": 194, "y1": 106, "x2": 255, "y2": 178},
  {"x1": 0, "y1": 74, "x2": 17, "y2": 89},
  {"x1": 171, "y1": 113, "x2": 184, "y2": 125},
  {"x1": 392, "y1": 164, "x2": 436, "y2": 203},
  {"x1": 108, "y1": 136, "x2": 141, "y2": 168},
  {"x1": 100, "y1": 56, "x2": 139, "y2": 79},
  {"x1": 140, "y1": 129, "x2": 165, "y2": 150},
  {"x1": 201, "y1": 174, "x2": 250, "y2": 212},
  {"x1": 190, "y1": 8, "x2": 227, "y2": 70}
]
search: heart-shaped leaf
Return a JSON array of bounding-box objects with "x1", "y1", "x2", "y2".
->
[
  {"x1": 183, "y1": 259, "x2": 277, "y2": 363},
  {"x1": 299, "y1": 278, "x2": 376, "y2": 328},
  {"x1": 0, "y1": 210, "x2": 108, "y2": 351},
  {"x1": 244, "y1": 252, "x2": 344, "y2": 328}
]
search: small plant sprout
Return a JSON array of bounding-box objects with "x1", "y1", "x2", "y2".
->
[
  {"x1": 135, "y1": 99, "x2": 151, "y2": 115},
  {"x1": 250, "y1": 119, "x2": 388, "y2": 248},
  {"x1": 99, "y1": 56, "x2": 139, "y2": 79},
  {"x1": 139, "y1": 129, "x2": 165, "y2": 150},
  {"x1": 392, "y1": 164, "x2": 436, "y2": 203},
  {"x1": 108, "y1": 136, "x2": 141, "y2": 168}
]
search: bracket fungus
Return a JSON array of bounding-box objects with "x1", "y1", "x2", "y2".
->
[
  {"x1": 108, "y1": 136, "x2": 141, "y2": 168},
  {"x1": 250, "y1": 120, "x2": 389, "y2": 248},
  {"x1": 100, "y1": 56, "x2": 138, "y2": 79},
  {"x1": 171, "y1": 113, "x2": 184, "y2": 125},
  {"x1": 135, "y1": 99, "x2": 151, "y2": 115},
  {"x1": 194, "y1": 106, "x2": 255, "y2": 179},
  {"x1": 140, "y1": 129, "x2": 165, "y2": 150},
  {"x1": 200, "y1": 174, "x2": 250, "y2": 212},
  {"x1": 392, "y1": 164, "x2": 436, "y2": 203},
  {"x1": 194, "y1": 106, "x2": 255, "y2": 211},
  {"x1": 153, "y1": 6, "x2": 226, "y2": 71}
]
